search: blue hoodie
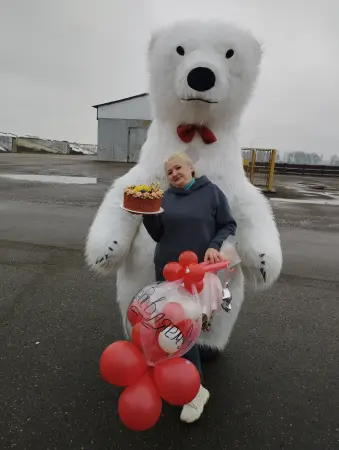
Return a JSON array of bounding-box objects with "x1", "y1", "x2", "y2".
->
[{"x1": 142, "y1": 176, "x2": 237, "y2": 271}]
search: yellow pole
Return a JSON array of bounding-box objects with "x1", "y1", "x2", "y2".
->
[
  {"x1": 250, "y1": 149, "x2": 256, "y2": 184},
  {"x1": 267, "y1": 149, "x2": 277, "y2": 192}
]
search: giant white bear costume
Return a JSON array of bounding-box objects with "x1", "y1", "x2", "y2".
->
[{"x1": 85, "y1": 19, "x2": 282, "y2": 352}]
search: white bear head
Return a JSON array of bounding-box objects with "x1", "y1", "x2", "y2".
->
[{"x1": 148, "y1": 19, "x2": 263, "y2": 126}]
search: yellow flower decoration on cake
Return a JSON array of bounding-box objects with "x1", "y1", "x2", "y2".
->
[
  {"x1": 124, "y1": 182, "x2": 163, "y2": 199},
  {"x1": 133, "y1": 185, "x2": 151, "y2": 192}
]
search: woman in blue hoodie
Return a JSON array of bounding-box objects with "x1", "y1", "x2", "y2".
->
[{"x1": 142, "y1": 151, "x2": 237, "y2": 424}]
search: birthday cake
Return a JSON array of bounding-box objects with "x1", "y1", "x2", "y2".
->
[{"x1": 123, "y1": 182, "x2": 163, "y2": 213}]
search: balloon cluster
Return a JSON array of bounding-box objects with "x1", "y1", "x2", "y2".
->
[
  {"x1": 99, "y1": 251, "x2": 231, "y2": 431},
  {"x1": 99, "y1": 251, "x2": 204, "y2": 431},
  {"x1": 100, "y1": 341, "x2": 200, "y2": 431},
  {"x1": 163, "y1": 251, "x2": 205, "y2": 294}
]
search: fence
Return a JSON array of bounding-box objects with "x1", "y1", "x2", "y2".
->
[
  {"x1": 241, "y1": 149, "x2": 339, "y2": 193},
  {"x1": 270, "y1": 163, "x2": 339, "y2": 177},
  {"x1": 15, "y1": 137, "x2": 69, "y2": 154},
  {"x1": 69, "y1": 143, "x2": 98, "y2": 155},
  {"x1": 0, "y1": 135, "x2": 98, "y2": 155},
  {"x1": 242, "y1": 148, "x2": 277, "y2": 192}
]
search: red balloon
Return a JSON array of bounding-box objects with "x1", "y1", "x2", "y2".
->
[
  {"x1": 99, "y1": 341, "x2": 147, "y2": 387},
  {"x1": 169, "y1": 319, "x2": 200, "y2": 358},
  {"x1": 176, "y1": 318, "x2": 194, "y2": 336},
  {"x1": 163, "y1": 262, "x2": 185, "y2": 282},
  {"x1": 179, "y1": 251, "x2": 198, "y2": 267},
  {"x1": 162, "y1": 302, "x2": 185, "y2": 325},
  {"x1": 127, "y1": 299, "x2": 154, "y2": 326},
  {"x1": 153, "y1": 357, "x2": 200, "y2": 405},
  {"x1": 147, "y1": 366, "x2": 155, "y2": 378},
  {"x1": 184, "y1": 278, "x2": 204, "y2": 294},
  {"x1": 176, "y1": 319, "x2": 201, "y2": 346},
  {"x1": 139, "y1": 324, "x2": 168, "y2": 365},
  {"x1": 131, "y1": 323, "x2": 142, "y2": 350},
  {"x1": 127, "y1": 300, "x2": 143, "y2": 326},
  {"x1": 118, "y1": 373, "x2": 162, "y2": 431},
  {"x1": 185, "y1": 264, "x2": 205, "y2": 283}
]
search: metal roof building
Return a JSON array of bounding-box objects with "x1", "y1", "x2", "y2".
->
[{"x1": 93, "y1": 93, "x2": 152, "y2": 162}]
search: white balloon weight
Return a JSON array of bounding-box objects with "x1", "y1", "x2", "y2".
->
[{"x1": 158, "y1": 326, "x2": 184, "y2": 354}]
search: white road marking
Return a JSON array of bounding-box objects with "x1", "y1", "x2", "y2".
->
[
  {"x1": 0, "y1": 174, "x2": 97, "y2": 184},
  {"x1": 270, "y1": 197, "x2": 339, "y2": 206}
]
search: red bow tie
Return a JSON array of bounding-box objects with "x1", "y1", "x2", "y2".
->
[{"x1": 177, "y1": 124, "x2": 217, "y2": 144}]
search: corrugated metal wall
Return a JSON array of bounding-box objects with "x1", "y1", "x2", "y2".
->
[
  {"x1": 0, "y1": 135, "x2": 14, "y2": 152},
  {"x1": 16, "y1": 137, "x2": 69, "y2": 154},
  {"x1": 97, "y1": 118, "x2": 150, "y2": 162}
]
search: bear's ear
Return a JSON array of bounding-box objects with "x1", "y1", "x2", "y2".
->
[
  {"x1": 251, "y1": 32, "x2": 264, "y2": 60},
  {"x1": 147, "y1": 27, "x2": 161, "y2": 56},
  {"x1": 256, "y1": 38, "x2": 264, "y2": 58},
  {"x1": 245, "y1": 32, "x2": 264, "y2": 66}
]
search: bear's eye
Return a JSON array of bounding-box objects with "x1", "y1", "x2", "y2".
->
[
  {"x1": 226, "y1": 49, "x2": 234, "y2": 59},
  {"x1": 176, "y1": 46, "x2": 185, "y2": 56}
]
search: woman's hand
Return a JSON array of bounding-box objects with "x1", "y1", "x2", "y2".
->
[{"x1": 204, "y1": 248, "x2": 225, "y2": 264}]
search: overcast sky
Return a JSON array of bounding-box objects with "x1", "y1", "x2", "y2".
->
[{"x1": 1, "y1": 0, "x2": 338, "y2": 158}]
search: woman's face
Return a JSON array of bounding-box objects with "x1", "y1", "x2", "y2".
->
[{"x1": 165, "y1": 158, "x2": 194, "y2": 188}]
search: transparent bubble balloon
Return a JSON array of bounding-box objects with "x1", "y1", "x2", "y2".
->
[{"x1": 125, "y1": 281, "x2": 202, "y2": 366}]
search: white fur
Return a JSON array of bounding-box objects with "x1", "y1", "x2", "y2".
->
[{"x1": 85, "y1": 19, "x2": 282, "y2": 351}]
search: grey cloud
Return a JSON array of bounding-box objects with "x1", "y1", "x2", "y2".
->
[
  {"x1": 0, "y1": 0, "x2": 338, "y2": 158},
  {"x1": 0, "y1": 0, "x2": 151, "y2": 142}
]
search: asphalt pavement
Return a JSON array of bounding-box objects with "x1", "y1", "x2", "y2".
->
[{"x1": 1, "y1": 154, "x2": 339, "y2": 450}]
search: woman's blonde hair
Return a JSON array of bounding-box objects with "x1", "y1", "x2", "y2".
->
[
  {"x1": 164, "y1": 151, "x2": 196, "y2": 177},
  {"x1": 164, "y1": 151, "x2": 193, "y2": 166}
]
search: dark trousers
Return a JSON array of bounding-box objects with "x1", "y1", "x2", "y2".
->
[{"x1": 155, "y1": 266, "x2": 203, "y2": 380}]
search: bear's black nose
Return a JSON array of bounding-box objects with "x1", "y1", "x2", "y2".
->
[{"x1": 187, "y1": 67, "x2": 216, "y2": 92}]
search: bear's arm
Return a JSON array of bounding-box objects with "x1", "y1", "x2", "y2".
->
[
  {"x1": 85, "y1": 165, "x2": 144, "y2": 275},
  {"x1": 142, "y1": 215, "x2": 164, "y2": 242},
  {"x1": 234, "y1": 181, "x2": 283, "y2": 290},
  {"x1": 209, "y1": 186, "x2": 237, "y2": 251}
]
